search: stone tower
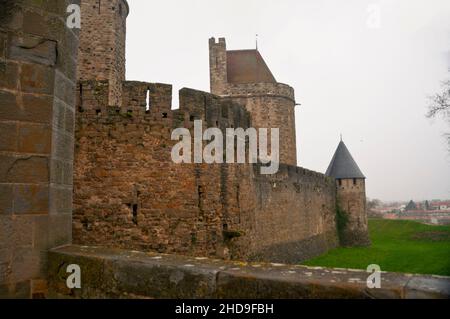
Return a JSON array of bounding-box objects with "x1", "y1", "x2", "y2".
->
[
  {"x1": 209, "y1": 38, "x2": 297, "y2": 166},
  {"x1": 0, "y1": 0, "x2": 79, "y2": 297},
  {"x1": 326, "y1": 140, "x2": 371, "y2": 246},
  {"x1": 78, "y1": 0, "x2": 129, "y2": 106}
]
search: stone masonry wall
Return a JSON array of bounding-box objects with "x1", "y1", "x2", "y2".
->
[
  {"x1": 336, "y1": 178, "x2": 371, "y2": 246},
  {"x1": 73, "y1": 81, "x2": 338, "y2": 263},
  {"x1": 236, "y1": 165, "x2": 339, "y2": 263},
  {"x1": 0, "y1": 0, "x2": 79, "y2": 298},
  {"x1": 77, "y1": 0, "x2": 128, "y2": 106}
]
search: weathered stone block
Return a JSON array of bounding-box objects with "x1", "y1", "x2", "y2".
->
[
  {"x1": 0, "y1": 184, "x2": 13, "y2": 214},
  {"x1": 22, "y1": 10, "x2": 50, "y2": 39},
  {"x1": 18, "y1": 123, "x2": 52, "y2": 154},
  {"x1": 405, "y1": 277, "x2": 450, "y2": 299},
  {"x1": 0, "y1": 92, "x2": 53, "y2": 126},
  {"x1": 20, "y1": 63, "x2": 55, "y2": 95},
  {"x1": 0, "y1": 215, "x2": 33, "y2": 249},
  {"x1": 52, "y1": 132, "x2": 74, "y2": 161},
  {"x1": 52, "y1": 98, "x2": 66, "y2": 131},
  {"x1": 0, "y1": 61, "x2": 19, "y2": 90},
  {"x1": 32, "y1": 215, "x2": 49, "y2": 250},
  {"x1": 54, "y1": 70, "x2": 76, "y2": 107},
  {"x1": 0, "y1": 121, "x2": 18, "y2": 152},
  {"x1": 47, "y1": 214, "x2": 71, "y2": 247},
  {"x1": 13, "y1": 184, "x2": 49, "y2": 214},
  {"x1": 0, "y1": 1, "x2": 23, "y2": 32},
  {"x1": 49, "y1": 186, "x2": 72, "y2": 215},
  {"x1": 49, "y1": 158, "x2": 64, "y2": 185},
  {"x1": 9, "y1": 35, "x2": 57, "y2": 66},
  {"x1": 10, "y1": 247, "x2": 43, "y2": 283},
  {"x1": 0, "y1": 154, "x2": 49, "y2": 183}
]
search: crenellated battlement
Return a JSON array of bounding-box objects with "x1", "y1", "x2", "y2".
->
[
  {"x1": 253, "y1": 163, "x2": 335, "y2": 185},
  {"x1": 76, "y1": 80, "x2": 251, "y2": 132}
]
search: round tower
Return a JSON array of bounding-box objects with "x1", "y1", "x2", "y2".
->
[
  {"x1": 209, "y1": 38, "x2": 297, "y2": 166},
  {"x1": 326, "y1": 140, "x2": 371, "y2": 246},
  {"x1": 78, "y1": 0, "x2": 129, "y2": 106}
]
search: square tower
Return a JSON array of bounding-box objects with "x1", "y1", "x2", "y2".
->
[{"x1": 78, "y1": 0, "x2": 129, "y2": 106}]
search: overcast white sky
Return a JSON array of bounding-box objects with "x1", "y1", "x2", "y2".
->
[{"x1": 126, "y1": 0, "x2": 450, "y2": 202}]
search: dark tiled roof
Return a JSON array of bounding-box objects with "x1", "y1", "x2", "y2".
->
[
  {"x1": 226, "y1": 50, "x2": 276, "y2": 84},
  {"x1": 326, "y1": 141, "x2": 365, "y2": 179}
]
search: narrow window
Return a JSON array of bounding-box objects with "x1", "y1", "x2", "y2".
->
[
  {"x1": 146, "y1": 88, "x2": 150, "y2": 112},
  {"x1": 353, "y1": 178, "x2": 357, "y2": 186},
  {"x1": 79, "y1": 84, "x2": 83, "y2": 107},
  {"x1": 132, "y1": 204, "x2": 138, "y2": 225},
  {"x1": 338, "y1": 179, "x2": 342, "y2": 186}
]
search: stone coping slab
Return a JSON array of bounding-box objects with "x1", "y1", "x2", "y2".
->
[{"x1": 48, "y1": 245, "x2": 450, "y2": 299}]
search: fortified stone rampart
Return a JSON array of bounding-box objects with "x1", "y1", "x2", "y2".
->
[
  {"x1": 73, "y1": 80, "x2": 338, "y2": 262},
  {"x1": 240, "y1": 165, "x2": 338, "y2": 262}
]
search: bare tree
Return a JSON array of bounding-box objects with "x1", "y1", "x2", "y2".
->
[
  {"x1": 427, "y1": 79, "x2": 450, "y2": 118},
  {"x1": 427, "y1": 72, "x2": 450, "y2": 151}
]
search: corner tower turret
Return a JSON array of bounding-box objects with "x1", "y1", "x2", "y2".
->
[
  {"x1": 209, "y1": 37, "x2": 297, "y2": 166},
  {"x1": 326, "y1": 140, "x2": 371, "y2": 246},
  {"x1": 78, "y1": 0, "x2": 129, "y2": 106}
]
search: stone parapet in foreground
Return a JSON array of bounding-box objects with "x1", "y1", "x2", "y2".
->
[{"x1": 48, "y1": 245, "x2": 450, "y2": 299}]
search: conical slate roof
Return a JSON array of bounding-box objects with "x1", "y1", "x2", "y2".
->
[{"x1": 326, "y1": 141, "x2": 365, "y2": 179}]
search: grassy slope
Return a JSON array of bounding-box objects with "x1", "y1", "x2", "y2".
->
[{"x1": 303, "y1": 219, "x2": 450, "y2": 276}]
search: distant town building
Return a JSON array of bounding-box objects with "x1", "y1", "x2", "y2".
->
[{"x1": 405, "y1": 200, "x2": 418, "y2": 211}]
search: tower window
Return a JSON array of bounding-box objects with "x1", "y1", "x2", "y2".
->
[
  {"x1": 146, "y1": 88, "x2": 151, "y2": 112},
  {"x1": 353, "y1": 178, "x2": 357, "y2": 186},
  {"x1": 338, "y1": 179, "x2": 342, "y2": 186}
]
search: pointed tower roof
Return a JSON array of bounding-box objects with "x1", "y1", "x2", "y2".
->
[{"x1": 326, "y1": 141, "x2": 365, "y2": 179}]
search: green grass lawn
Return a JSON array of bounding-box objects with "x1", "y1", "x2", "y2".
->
[{"x1": 303, "y1": 219, "x2": 450, "y2": 276}]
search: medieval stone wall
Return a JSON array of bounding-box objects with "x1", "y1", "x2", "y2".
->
[
  {"x1": 237, "y1": 165, "x2": 339, "y2": 263},
  {"x1": 73, "y1": 81, "x2": 338, "y2": 262},
  {"x1": 74, "y1": 82, "x2": 250, "y2": 258},
  {"x1": 0, "y1": 0, "x2": 79, "y2": 298}
]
